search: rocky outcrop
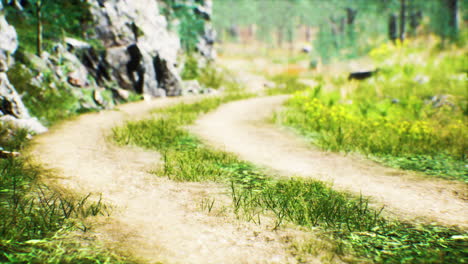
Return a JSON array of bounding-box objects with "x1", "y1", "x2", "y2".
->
[
  {"x1": 0, "y1": 0, "x2": 216, "y2": 135},
  {"x1": 0, "y1": 7, "x2": 47, "y2": 134},
  {"x1": 86, "y1": 0, "x2": 183, "y2": 97},
  {"x1": 196, "y1": 0, "x2": 217, "y2": 62}
]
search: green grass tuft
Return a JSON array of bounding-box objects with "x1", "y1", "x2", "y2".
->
[{"x1": 113, "y1": 93, "x2": 467, "y2": 263}]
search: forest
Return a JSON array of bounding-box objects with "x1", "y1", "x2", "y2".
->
[{"x1": 0, "y1": 0, "x2": 466, "y2": 263}]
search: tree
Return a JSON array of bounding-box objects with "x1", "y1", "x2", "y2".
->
[
  {"x1": 444, "y1": 0, "x2": 459, "y2": 37},
  {"x1": 35, "y1": 0, "x2": 45, "y2": 56},
  {"x1": 399, "y1": 0, "x2": 406, "y2": 42}
]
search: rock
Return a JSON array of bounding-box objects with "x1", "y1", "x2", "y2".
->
[
  {"x1": 197, "y1": 25, "x2": 217, "y2": 61},
  {"x1": 429, "y1": 95, "x2": 455, "y2": 109},
  {"x1": 183, "y1": 80, "x2": 202, "y2": 94},
  {"x1": 153, "y1": 53, "x2": 182, "y2": 96},
  {"x1": 414, "y1": 75, "x2": 430, "y2": 84},
  {"x1": 194, "y1": 0, "x2": 212, "y2": 21},
  {"x1": 0, "y1": 12, "x2": 18, "y2": 70},
  {"x1": 0, "y1": 115, "x2": 47, "y2": 134},
  {"x1": 0, "y1": 72, "x2": 28, "y2": 119},
  {"x1": 84, "y1": 0, "x2": 184, "y2": 96},
  {"x1": 88, "y1": 0, "x2": 180, "y2": 63},
  {"x1": 348, "y1": 69, "x2": 379, "y2": 81},
  {"x1": 64, "y1": 37, "x2": 91, "y2": 50},
  {"x1": 93, "y1": 89, "x2": 105, "y2": 106},
  {"x1": 301, "y1": 45, "x2": 312, "y2": 53},
  {"x1": 0, "y1": 60, "x2": 6, "y2": 72},
  {"x1": 0, "y1": 149, "x2": 21, "y2": 159},
  {"x1": 67, "y1": 72, "x2": 88, "y2": 87},
  {"x1": 263, "y1": 81, "x2": 275, "y2": 89},
  {"x1": 76, "y1": 47, "x2": 111, "y2": 86},
  {"x1": 201, "y1": 87, "x2": 218, "y2": 95},
  {"x1": 113, "y1": 88, "x2": 130, "y2": 100}
]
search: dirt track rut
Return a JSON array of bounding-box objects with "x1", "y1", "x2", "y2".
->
[
  {"x1": 30, "y1": 97, "x2": 300, "y2": 264},
  {"x1": 192, "y1": 96, "x2": 468, "y2": 229}
]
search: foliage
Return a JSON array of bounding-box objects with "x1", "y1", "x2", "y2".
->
[
  {"x1": 0, "y1": 123, "x2": 29, "y2": 152},
  {"x1": 4, "y1": 0, "x2": 94, "y2": 53},
  {"x1": 7, "y1": 63, "x2": 84, "y2": 126},
  {"x1": 160, "y1": 0, "x2": 206, "y2": 52},
  {"x1": 181, "y1": 55, "x2": 200, "y2": 80},
  {"x1": 1, "y1": 237, "x2": 130, "y2": 264},
  {"x1": 266, "y1": 73, "x2": 310, "y2": 95},
  {"x1": 213, "y1": 0, "x2": 468, "y2": 62},
  {"x1": 113, "y1": 92, "x2": 467, "y2": 263},
  {"x1": 0, "y1": 134, "x2": 127, "y2": 263},
  {"x1": 274, "y1": 41, "x2": 468, "y2": 181},
  {"x1": 182, "y1": 56, "x2": 230, "y2": 89}
]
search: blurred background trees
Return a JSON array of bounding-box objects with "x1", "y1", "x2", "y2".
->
[{"x1": 213, "y1": 0, "x2": 466, "y2": 63}]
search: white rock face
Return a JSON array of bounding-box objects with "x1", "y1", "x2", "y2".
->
[
  {"x1": 0, "y1": 8, "x2": 47, "y2": 134},
  {"x1": 0, "y1": 115, "x2": 48, "y2": 134},
  {"x1": 88, "y1": 0, "x2": 183, "y2": 96},
  {"x1": 90, "y1": 0, "x2": 180, "y2": 62},
  {"x1": 0, "y1": 12, "x2": 18, "y2": 69}
]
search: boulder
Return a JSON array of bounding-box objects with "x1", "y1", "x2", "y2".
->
[
  {"x1": 64, "y1": 37, "x2": 92, "y2": 50},
  {"x1": 348, "y1": 69, "x2": 379, "y2": 81},
  {"x1": 0, "y1": 12, "x2": 18, "y2": 70},
  {"x1": 87, "y1": 0, "x2": 183, "y2": 96},
  {"x1": 183, "y1": 80, "x2": 202, "y2": 94},
  {"x1": 0, "y1": 11, "x2": 47, "y2": 134},
  {"x1": 197, "y1": 25, "x2": 217, "y2": 61},
  {"x1": 301, "y1": 45, "x2": 312, "y2": 54},
  {"x1": 0, "y1": 115, "x2": 47, "y2": 134}
]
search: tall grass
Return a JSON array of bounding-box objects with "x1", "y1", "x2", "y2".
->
[
  {"x1": 113, "y1": 94, "x2": 467, "y2": 263},
  {"x1": 274, "y1": 41, "x2": 468, "y2": 181},
  {"x1": 265, "y1": 73, "x2": 310, "y2": 95},
  {"x1": 0, "y1": 123, "x2": 129, "y2": 263}
]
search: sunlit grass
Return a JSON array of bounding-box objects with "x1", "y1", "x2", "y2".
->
[
  {"x1": 0, "y1": 124, "x2": 130, "y2": 263},
  {"x1": 113, "y1": 94, "x2": 467, "y2": 263},
  {"x1": 274, "y1": 41, "x2": 468, "y2": 181}
]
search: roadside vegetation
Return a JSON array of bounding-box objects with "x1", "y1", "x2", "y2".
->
[
  {"x1": 113, "y1": 92, "x2": 467, "y2": 263},
  {"x1": 0, "y1": 122, "x2": 132, "y2": 263},
  {"x1": 272, "y1": 39, "x2": 467, "y2": 182}
]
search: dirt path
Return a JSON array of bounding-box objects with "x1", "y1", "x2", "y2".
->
[
  {"x1": 191, "y1": 96, "x2": 468, "y2": 229},
  {"x1": 29, "y1": 97, "x2": 303, "y2": 264}
]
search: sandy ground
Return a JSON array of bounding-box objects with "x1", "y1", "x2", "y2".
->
[
  {"x1": 191, "y1": 96, "x2": 468, "y2": 229},
  {"x1": 30, "y1": 97, "x2": 308, "y2": 264}
]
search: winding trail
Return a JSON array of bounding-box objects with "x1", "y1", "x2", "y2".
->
[
  {"x1": 192, "y1": 96, "x2": 468, "y2": 229},
  {"x1": 30, "y1": 97, "x2": 302, "y2": 264}
]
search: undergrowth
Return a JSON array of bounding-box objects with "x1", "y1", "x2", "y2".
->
[
  {"x1": 182, "y1": 56, "x2": 230, "y2": 90},
  {"x1": 7, "y1": 64, "x2": 83, "y2": 126},
  {"x1": 273, "y1": 41, "x2": 468, "y2": 181},
  {"x1": 113, "y1": 95, "x2": 467, "y2": 263},
  {"x1": 265, "y1": 73, "x2": 310, "y2": 95}
]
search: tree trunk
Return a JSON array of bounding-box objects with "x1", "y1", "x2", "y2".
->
[
  {"x1": 305, "y1": 26, "x2": 311, "y2": 42},
  {"x1": 445, "y1": 0, "x2": 459, "y2": 37},
  {"x1": 36, "y1": 1, "x2": 43, "y2": 56},
  {"x1": 346, "y1": 8, "x2": 357, "y2": 26},
  {"x1": 399, "y1": 0, "x2": 406, "y2": 42},
  {"x1": 277, "y1": 27, "x2": 283, "y2": 48},
  {"x1": 389, "y1": 14, "x2": 398, "y2": 43}
]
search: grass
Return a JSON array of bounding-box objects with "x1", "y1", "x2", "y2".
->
[
  {"x1": 7, "y1": 63, "x2": 83, "y2": 126},
  {"x1": 273, "y1": 40, "x2": 468, "y2": 182},
  {"x1": 0, "y1": 123, "x2": 131, "y2": 263},
  {"x1": 182, "y1": 55, "x2": 232, "y2": 90},
  {"x1": 113, "y1": 94, "x2": 468, "y2": 263},
  {"x1": 265, "y1": 73, "x2": 311, "y2": 95}
]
